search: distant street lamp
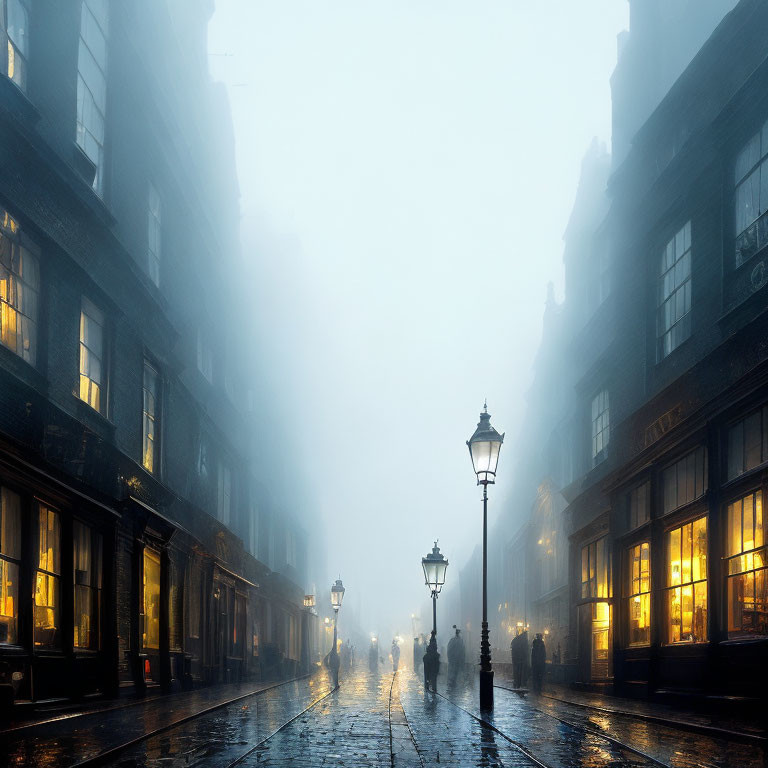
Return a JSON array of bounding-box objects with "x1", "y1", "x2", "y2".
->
[
  {"x1": 421, "y1": 542, "x2": 448, "y2": 691},
  {"x1": 467, "y1": 402, "x2": 504, "y2": 710},
  {"x1": 329, "y1": 578, "x2": 345, "y2": 688}
]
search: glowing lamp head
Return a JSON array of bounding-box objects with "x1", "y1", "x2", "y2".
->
[
  {"x1": 331, "y1": 578, "x2": 345, "y2": 611},
  {"x1": 467, "y1": 404, "x2": 504, "y2": 485},
  {"x1": 422, "y1": 541, "x2": 448, "y2": 594},
  {"x1": 303, "y1": 595, "x2": 315, "y2": 608}
]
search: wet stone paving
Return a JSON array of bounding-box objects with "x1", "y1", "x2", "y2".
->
[{"x1": 0, "y1": 664, "x2": 765, "y2": 767}]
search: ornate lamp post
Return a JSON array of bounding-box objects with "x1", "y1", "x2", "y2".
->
[
  {"x1": 421, "y1": 542, "x2": 448, "y2": 691},
  {"x1": 467, "y1": 402, "x2": 504, "y2": 710},
  {"x1": 329, "y1": 578, "x2": 345, "y2": 688}
]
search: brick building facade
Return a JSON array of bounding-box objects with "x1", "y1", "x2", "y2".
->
[{"x1": 0, "y1": 0, "x2": 316, "y2": 708}]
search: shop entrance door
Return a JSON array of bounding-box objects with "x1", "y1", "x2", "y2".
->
[{"x1": 578, "y1": 602, "x2": 612, "y2": 681}]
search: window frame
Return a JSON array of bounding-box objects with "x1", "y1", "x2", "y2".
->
[
  {"x1": 78, "y1": 296, "x2": 108, "y2": 415},
  {"x1": 76, "y1": 0, "x2": 109, "y2": 195},
  {"x1": 656, "y1": 220, "x2": 692, "y2": 361},
  {"x1": 661, "y1": 446, "x2": 708, "y2": 516},
  {"x1": 591, "y1": 390, "x2": 610, "y2": 466},
  {"x1": 580, "y1": 535, "x2": 611, "y2": 600},
  {"x1": 663, "y1": 515, "x2": 708, "y2": 644},
  {"x1": 73, "y1": 519, "x2": 102, "y2": 651},
  {"x1": 733, "y1": 118, "x2": 768, "y2": 269},
  {"x1": 725, "y1": 490, "x2": 767, "y2": 639},
  {"x1": 141, "y1": 359, "x2": 161, "y2": 475},
  {"x1": 0, "y1": 210, "x2": 40, "y2": 367},
  {"x1": 34, "y1": 502, "x2": 62, "y2": 649},
  {"x1": 2, "y1": 0, "x2": 30, "y2": 93},
  {"x1": 625, "y1": 541, "x2": 651, "y2": 647},
  {"x1": 0, "y1": 486, "x2": 22, "y2": 647}
]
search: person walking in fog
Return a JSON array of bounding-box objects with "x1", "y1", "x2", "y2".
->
[
  {"x1": 510, "y1": 627, "x2": 529, "y2": 690},
  {"x1": 531, "y1": 632, "x2": 546, "y2": 694},
  {"x1": 423, "y1": 630, "x2": 439, "y2": 691},
  {"x1": 391, "y1": 639, "x2": 400, "y2": 672},
  {"x1": 446, "y1": 626, "x2": 465, "y2": 682}
]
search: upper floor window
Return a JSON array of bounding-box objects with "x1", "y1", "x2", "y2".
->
[
  {"x1": 217, "y1": 461, "x2": 232, "y2": 526},
  {"x1": 727, "y1": 406, "x2": 768, "y2": 481},
  {"x1": 147, "y1": 184, "x2": 161, "y2": 287},
  {"x1": 581, "y1": 536, "x2": 611, "y2": 599},
  {"x1": 734, "y1": 119, "x2": 768, "y2": 267},
  {"x1": 661, "y1": 447, "x2": 707, "y2": 515},
  {"x1": 2, "y1": 0, "x2": 29, "y2": 92},
  {"x1": 591, "y1": 390, "x2": 610, "y2": 466},
  {"x1": 79, "y1": 297, "x2": 105, "y2": 413},
  {"x1": 726, "y1": 491, "x2": 766, "y2": 638},
  {"x1": 657, "y1": 221, "x2": 691, "y2": 360},
  {"x1": 197, "y1": 328, "x2": 213, "y2": 383},
  {"x1": 665, "y1": 517, "x2": 707, "y2": 643},
  {"x1": 76, "y1": 0, "x2": 108, "y2": 195},
  {"x1": 0, "y1": 211, "x2": 39, "y2": 366},
  {"x1": 627, "y1": 481, "x2": 650, "y2": 530},
  {"x1": 142, "y1": 361, "x2": 159, "y2": 474}
]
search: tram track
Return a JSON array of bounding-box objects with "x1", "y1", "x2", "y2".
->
[
  {"x1": 68, "y1": 673, "x2": 335, "y2": 768},
  {"x1": 431, "y1": 682, "x2": 676, "y2": 768}
]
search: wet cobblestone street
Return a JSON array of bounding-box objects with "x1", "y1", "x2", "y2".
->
[{"x1": 1, "y1": 665, "x2": 765, "y2": 767}]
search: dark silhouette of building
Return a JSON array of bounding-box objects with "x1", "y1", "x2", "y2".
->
[
  {"x1": 453, "y1": 0, "x2": 768, "y2": 702},
  {"x1": 0, "y1": 0, "x2": 316, "y2": 707}
]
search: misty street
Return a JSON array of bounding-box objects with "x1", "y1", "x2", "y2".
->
[{"x1": 2, "y1": 0, "x2": 768, "y2": 766}]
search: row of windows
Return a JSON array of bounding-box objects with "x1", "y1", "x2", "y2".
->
[
  {"x1": 585, "y1": 494, "x2": 765, "y2": 653},
  {"x1": 4, "y1": 2, "x2": 163, "y2": 287},
  {"x1": 0, "y1": 487, "x2": 102, "y2": 649}
]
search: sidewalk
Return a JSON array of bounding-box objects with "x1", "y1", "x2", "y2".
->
[{"x1": 531, "y1": 682, "x2": 766, "y2": 741}]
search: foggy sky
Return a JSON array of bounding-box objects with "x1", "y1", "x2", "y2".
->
[{"x1": 208, "y1": 1, "x2": 629, "y2": 643}]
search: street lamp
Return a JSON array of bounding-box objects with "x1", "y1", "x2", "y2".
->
[
  {"x1": 467, "y1": 402, "x2": 504, "y2": 710},
  {"x1": 421, "y1": 542, "x2": 448, "y2": 691},
  {"x1": 329, "y1": 578, "x2": 345, "y2": 688}
]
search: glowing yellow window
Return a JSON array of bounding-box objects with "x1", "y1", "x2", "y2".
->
[
  {"x1": 0, "y1": 487, "x2": 21, "y2": 645},
  {"x1": 142, "y1": 548, "x2": 161, "y2": 651},
  {"x1": 727, "y1": 492, "x2": 766, "y2": 637},
  {"x1": 79, "y1": 298, "x2": 105, "y2": 413},
  {"x1": 35, "y1": 504, "x2": 61, "y2": 648},
  {"x1": 626, "y1": 542, "x2": 650, "y2": 646},
  {"x1": 665, "y1": 518, "x2": 707, "y2": 643}
]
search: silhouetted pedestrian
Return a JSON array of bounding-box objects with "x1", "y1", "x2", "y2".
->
[{"x1": 531, "y1": 632, "x2": 546, "y2": 694}]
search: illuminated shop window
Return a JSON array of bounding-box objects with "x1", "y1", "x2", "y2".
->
[
  {"x1": 734, "y1": 118, "x2": 768, "y2": 267},
  {"x1": 727, "y1": 492, "x2": 767, "y2": 637},
  {"x1": 79, "y1": 298, "x2": 105, "y2": 413},
  {"x1": 665, "y1": 517, "x2": 707, "y2": 643},
  {"x1": 142, "y1": 548, "x2": 160, "y2": 650},
  {"x1": 142, "y1": 361, "x2": 159, "y2": 473},
  {"x1": 35, "y1": 504, "x2": 60, "y2": 648},
  {"x1": 73, "y1": 520, "x2": 102, "y2": 649},
  {"x1": 1, "y1": 0, "x2": 29, "y2": 92},
  {"x1": 657, "y1": 221, "x2": 692, "y2": 360},
  {"x1": 661, "y1": 447, "x2": 707, "y2": 514},
  {"x1": 591, "y1": 391, "x2": 610, "y2": 465},
  {"x1": 581, "y1": 536, "x2": 611, "y2": 599},
  {"x1": 76, "y1": 0, "x2": 109, "y2": 194},
  {"x1": 0, "y1": 487, "x2": 21, "y2": 645},
  {"x1": 727, "y1": 406, "x2": 768, "y2": 481},
  {"x1": 626, "y1": 542, "x2": 650, "y2": 646},
  {"x1": 0, "y1": 211, "x2": 39, "y2": 366}
]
